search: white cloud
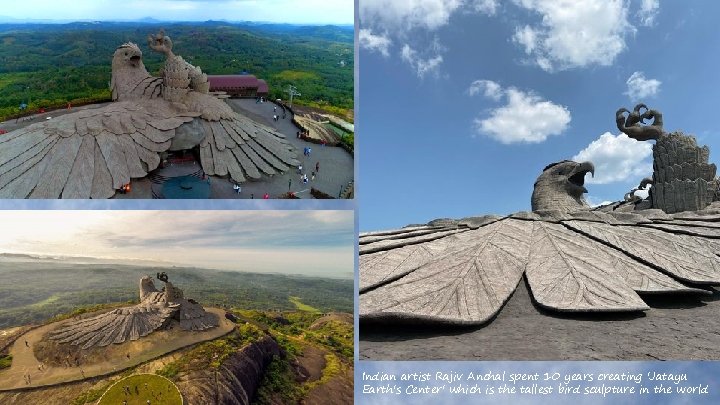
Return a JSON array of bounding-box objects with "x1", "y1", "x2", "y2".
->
[
  {"x1": 474, "y1": 87, "x2": 571, "y2": 143},
  {"x1": 637, "y1": 0, "x2": 660, "y2": 27},
  {"x1": 359, "y1": 29, "x2": 392, "y2": 57},
  {"x1": 624, "y1": 71, "x2": 661, "y2": 100},
  {"x1": 360, "y1": 0, "x2": 464, "y2": 32},
  {"x1": 401, "y1": 44, "x2": 444, "y2": 78},
  {"x1": 634, "y1": 187, "x2": 650, "y2": 199},
  {"x1": 572, "y1": 132, "x2": 653, "y2": 184},
  {"x1": 360, "y1": 0, "x2": 494, "y2": 78},
  {"x1": 468, "y1": 79, "x2": 503, "y2": 100},
  {"x1": 512, "y1": 0, "x2": 635, "y2": 71},
  {"x1": 470, "y1": 0, "x2": 499, "y2": 15},
  {"x1": 586, "y1": 196, "x2": 614, "y2": 207}
]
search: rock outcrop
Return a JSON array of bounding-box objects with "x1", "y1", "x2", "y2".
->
[{"x1": 176, "y1": 336, "x2": 281, "y2": 405}]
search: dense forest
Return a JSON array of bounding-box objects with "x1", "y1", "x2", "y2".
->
[
  {"x1": 0, "y1": 260, "x2": 353, "y2": 328},
  {"x1": 0, "y1": 21, "x2": 353, "y2": 121}
]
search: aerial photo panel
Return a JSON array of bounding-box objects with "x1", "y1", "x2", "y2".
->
[{"x1": 0, "y1": 1, "x2": 356, "y2": 405}]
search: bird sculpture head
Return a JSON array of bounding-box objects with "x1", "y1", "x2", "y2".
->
[
  {"x1": 110, "y1": 42, "x2": 157, "y2": 101},
  {"x1": 531, "y1": 160, "x2": 595, "y2": 212},
  {"x1": 139, "y1": 275, "x2": 159, "y2": 300}
]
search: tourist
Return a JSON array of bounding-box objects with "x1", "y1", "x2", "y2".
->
[
  {"x1": 297, "y1": 164, "x2": 302, "y2": 174},
  {"x1": 288, "y1": 178, "x2": 292, "y2": 191},
  {"x1": 315, "y1": 162, "x2": 319, "y2": 173},
  {"x1": 307, "y1": 147, "x2": 312, "y2": 156},
  {"x1": 311, "y1": 172, "x2": 315, "y2": 181},
  {"x1": 263, "y1": 193, "x2": 269, "y2": 199},
  {"x1": 273, "y1": 106, "x2": 277, "y2": 112}
]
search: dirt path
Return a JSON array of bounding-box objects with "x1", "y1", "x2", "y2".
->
[
  {"x1": 360, "y1": 280, "x2": 720, "y2": 360},
  {"x1": 0, "y1": 307, "x2": 234, "y2": 390}
]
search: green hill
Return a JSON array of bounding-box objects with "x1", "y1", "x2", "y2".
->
[{"x1": 0, "y1": 21, "x2": 353, "y2": 121}]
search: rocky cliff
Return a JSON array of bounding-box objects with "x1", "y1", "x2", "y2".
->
[{"x1": 176, "y1": 336, "x2": 281, "y2": 405}]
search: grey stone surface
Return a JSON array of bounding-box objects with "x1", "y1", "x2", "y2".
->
[
  {"x1": 530, "y1": 160, "x2": 594, "y2": 212},
  {"x1": 360, "y1": 156, "x2": 720, "y2": 326},
  {"x1": 49, "y1": 274, "x2": 218, "y2": 349},
  {"x1": 616, "y1": 103, "x2": 664, "y2": 141},
  {"x1": 0, "y1": 34, "x2": 298, "y2": 198},
  {"x1": 650, "y1": 132, "x2": 719, "y2": 212},
  {"x1": 171, "y1": 118, "x2": 206, "y2": 151},
  {"x1": 361, "y1": 219, "x2": 533, "y2": 325}
]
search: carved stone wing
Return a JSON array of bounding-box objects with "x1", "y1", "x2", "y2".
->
[
  {"x1": 563, "y1": 220, "x2": 720, "y2": 285},
  {"x1": 183, "y1": 92, "x2": 299, "y2": 182},
  {"x1": 360, "y1": 219, "x2": 533, "y2": 325},
  {"x1": 527, "y1": 222, "x2": 656, "y2": 312},
  {"x1": 48, "y1": 303, "x2": 177, "y2": 349},
  {"x1": 0, "y1": 101, "x2": 193, "y2": 198}
]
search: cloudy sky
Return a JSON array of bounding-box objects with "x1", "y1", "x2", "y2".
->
[
  {"x1": 0, "y1": 210, "x2": 354, "y2": 278},
  {"x1": 0, "y1": 0, "x2": 353, "y2": 24},
  {"x1": 359, "y1": 0, "x2": 720, "y2": 230}
]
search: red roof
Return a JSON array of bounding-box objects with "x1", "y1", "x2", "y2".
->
[
  {"x1": 208, "y1": 75, "x2": 259, "y2": 89},
  {"x1": 257, "y1": 79, "x2": 269, "y2": 94}
]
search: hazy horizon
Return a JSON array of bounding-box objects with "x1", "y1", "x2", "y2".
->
[
  {"x1": 0, "y1": 0, "x2": 353, "y2": 25},
  {"x1": 0, "y1": 210, "x2": 354, "y2": 279}
]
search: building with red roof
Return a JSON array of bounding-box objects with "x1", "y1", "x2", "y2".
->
[{"x1": 207, "y1": 75, "x2": 269, "y2": 98}]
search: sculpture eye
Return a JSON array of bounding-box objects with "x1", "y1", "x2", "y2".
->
[{"x1": 124, "y1": 52, "x2": 128, "y2": 56}]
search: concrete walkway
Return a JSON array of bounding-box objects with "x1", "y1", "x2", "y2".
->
[{"x1": 225, "y1": 99, "x2": 354, "y2": 199}]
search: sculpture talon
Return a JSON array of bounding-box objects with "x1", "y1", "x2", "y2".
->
[{"x1": 616, "y1": 103, "x2": 664, "y2": 141}]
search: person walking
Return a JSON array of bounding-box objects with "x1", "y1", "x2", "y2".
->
[{"x1": 315, "y1": 162, "x2": 319, "y2": 173}]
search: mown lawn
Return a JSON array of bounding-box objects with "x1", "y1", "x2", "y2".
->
[{"x1": 98, "y1": 374, "x2": 182, "y2": 405}]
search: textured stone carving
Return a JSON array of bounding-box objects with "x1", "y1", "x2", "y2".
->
[
  {"x1": 360, "y1": 157, "x2": 719, "y2": 325},
  {"x1": 0, "y1": 34, "x2": 298, "y2": 198},
  {"x1": 361, "y1": 219, "x2": 533, "y2": 325},
  {"x1": 616, "y1": 103, "x2": 664, "y2": 141},
  {"x1": 49, "y1": 274, "x2": 218, "y2": 349},
  {"x1": 531, "y1": 160, "x2": 594, "y2": 212},
  {"x1": 650, "y1": 132, "x2": 719, "y2": 213}
]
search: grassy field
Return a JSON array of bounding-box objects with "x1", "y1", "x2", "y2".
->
[
  {"x1": 289, "y1": 296, "x2": 321, "y2": 313},
  {"x1": 98, "y1": 374, "x2": 182, "y2": 405}
]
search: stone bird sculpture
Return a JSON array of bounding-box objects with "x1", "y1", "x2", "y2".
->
[{"x1": 0, "y1": 33, "x2": 298, "y2": 198}]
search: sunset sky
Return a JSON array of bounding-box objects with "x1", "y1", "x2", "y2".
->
[{"x1": 0, "y1": 210, "x2": 354, "y2": 278}]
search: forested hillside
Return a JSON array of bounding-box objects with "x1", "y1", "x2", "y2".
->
[{"x1": 0, "y1": 21, "x2": 353, "y2": 121}]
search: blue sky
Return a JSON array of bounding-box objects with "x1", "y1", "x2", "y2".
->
[
  {"x1": 358, "y1": 0, "x2": 720, "y2": 231},
  {"x1": 0, "y1": 0, "x2": 353, "y2": 24},
  {"x1": 0, "y1": 210, "x2": 354, "y2": 278}
]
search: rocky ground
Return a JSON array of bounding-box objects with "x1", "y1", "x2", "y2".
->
[{"x1": 360, "y1": 279, "x2": 720, "y2": 360}]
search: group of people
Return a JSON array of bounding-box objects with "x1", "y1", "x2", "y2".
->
[
  {"x1": 295, "y1": 161, "x2": 320, "y2": 186},
  {"x1": 272, "y1": 104, "x2": 287, "y2": 121}
]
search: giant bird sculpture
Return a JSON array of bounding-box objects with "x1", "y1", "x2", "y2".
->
[
  {"x1": 49, "y1": 273, "x2": 218, "y2": 349},
  {"x1": 360, "y1": 109, "x2": 720, "y2": 326},
  {"x1": 0, "y1": 31, "x2": 298, "y2": 198}
]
